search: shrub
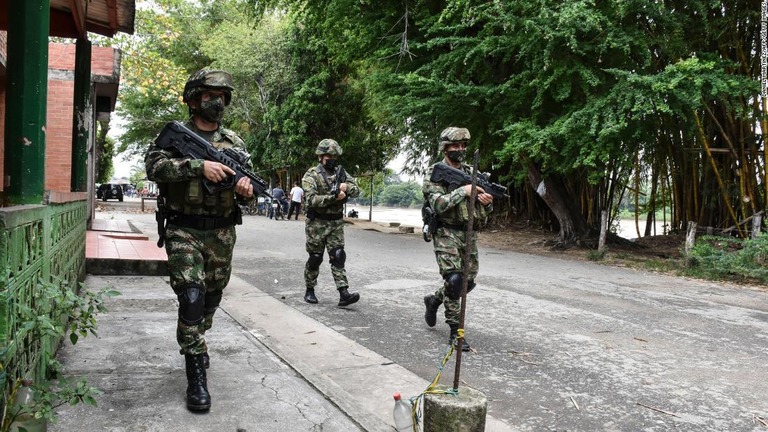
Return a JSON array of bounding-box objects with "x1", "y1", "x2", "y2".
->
[{"x1": 685, "y1": 235, "x2": 768, "y2": 283}]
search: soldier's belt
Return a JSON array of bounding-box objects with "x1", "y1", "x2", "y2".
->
[
  {"x1": 312, "y1": 212, "x2": 343, "y2": 221},
  {"x1": 167, "y1": 210, "x2": 236, "y2": 230},
  {"x1": 440, "y1": 221, "x2": 480, "y2": 231}
]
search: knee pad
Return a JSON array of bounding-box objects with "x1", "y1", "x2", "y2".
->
[
  {"x1": 328, "y1": 247, "x2": 346, "y2": 269},
  {"x1": 444, "y1": 273, "x2": 463, "y2": 300},
  {"x1": 204, "y1": 291, "x2": 223, "y2": 315},
  {"x1": 467, "y1": 279, "x2": 476, "y2": 294},
  {"x1": 178, "y1": 283, "x2": 205, "y2": 325},
  {"x1": 306, "y1": 253, "x2": 323, "y2": 271}
]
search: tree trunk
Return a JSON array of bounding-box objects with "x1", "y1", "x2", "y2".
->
[{"x1": 527, "y1": 161, "x2": 591, "y2": 243}]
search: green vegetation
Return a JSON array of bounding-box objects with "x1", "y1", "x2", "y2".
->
[
  {"x1": 685, "y1": 236, "x2": 768, "y2": 284},
  {"x1": 108, "y1": 0, "x2": 764, "y2": 254},
  {"x1": 1, "y1": 277, "x2": 119, "y2": 430}
]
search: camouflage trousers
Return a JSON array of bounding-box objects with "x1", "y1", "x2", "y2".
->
[
  {"x1": 304, "y1": 218, "x2": 348, "y2": 290},
  {"x1": 431, "y1": 227, "x2": 479, "y2": 326},
  {"x1": 165, "y1": 224, "x2": 236, "y2": 355}
]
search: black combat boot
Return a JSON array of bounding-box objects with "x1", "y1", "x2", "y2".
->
[
  {"x1": 337, "y1": 287, "x2": 360, "y2": 307},
  {"x1": 423, "y1": 295, "x2": 441, "y2": 327},
  {"x1": 448, "y1": 324, "x2": 471, "y2": 352},
  {"x1": 304, "y1": 289, "x2": 318, "y2": 304},
  {"x1": 202, "y1": 352, "x2": 210, "y2": 369},
  {"x1": 184, "y1": 354, "x2": 211, "y2": 411}
]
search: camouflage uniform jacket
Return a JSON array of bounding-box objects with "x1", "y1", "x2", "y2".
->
[
  {"x1": 423, "y1": 161, "x2": 493, "y2": 228},
  {"x1": 145, "y1": 120, "x2": 253, "y2": 218},
  {"x1": 302, "y1": 165, "x2": 360, "y2": 216}
]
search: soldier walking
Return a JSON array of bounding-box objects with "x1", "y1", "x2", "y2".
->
[
  {"x1": 145, "y1": 69, "x2": 254, "y2": 411},
  {"x1": 422, "y1": 127, "x2": 494, "y2": 351},
  {"x1": 302, "y1": 139, "x2": 361, "y2": 306}
]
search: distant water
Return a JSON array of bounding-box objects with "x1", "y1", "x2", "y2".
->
[{"x1": 345, "y1": 205, "x2": 665, "y2": 240}]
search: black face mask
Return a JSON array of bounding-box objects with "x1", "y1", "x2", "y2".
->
[
  {"x1": 446, "y1": 150, "x2": 467, "y2": 163},
  {"x1": 196, "y1": 97, "x2": 225, "y2": 123},
  {"x1": 323, "y1": 158, "x2": 338, "y2": 171}
]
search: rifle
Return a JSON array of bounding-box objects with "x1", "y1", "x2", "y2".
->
[
  {"x1": 330, "y1": 166, "x2": 348, "y2": 203},
  {"x1": 429, "y1": 162, "x2": 508, "y2": 200},
  {"x1": 154, "y1": 121, "x2": 270, "y2": 196}
]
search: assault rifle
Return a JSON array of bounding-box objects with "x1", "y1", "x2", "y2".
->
[
  {"x1": 154, "y1": 121, "x2": 270, "y2": 196},
  {"x1": 331, "y1": 166, "x2": 348, "y2": 203},
  {"x1": 429, "y1": 163, "x2": 508, "y2": 200}
]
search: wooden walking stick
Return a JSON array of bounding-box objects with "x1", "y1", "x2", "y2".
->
[{"x1": 453, "y1": 149, "x2": 479, "y2": 391}]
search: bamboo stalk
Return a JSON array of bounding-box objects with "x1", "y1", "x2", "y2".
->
[{"x1": 694, "y1": 111, "x2": 743, "y2": 238}]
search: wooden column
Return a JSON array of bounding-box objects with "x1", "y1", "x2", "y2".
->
[
  {"x1": 71, "y1": 37, "x2": 93, "y2": 192},
  {"x1": 3, "y1": 1, "x2": 50, "y2": 205}
]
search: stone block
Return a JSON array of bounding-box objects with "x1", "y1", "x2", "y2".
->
[{"x1": 423, "y1": 385, "x2": 487, "y2": 432}]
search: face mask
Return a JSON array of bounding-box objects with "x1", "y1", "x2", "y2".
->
[
  {"x1": 196, "y1": 97, "x2": 225, "y2": 123},
  {"x1": 446, "y1": 150, "x2": 466, "y2": 163},
  {"x1": 323, "y1": 158, "x2": 338, "y2": 171}
]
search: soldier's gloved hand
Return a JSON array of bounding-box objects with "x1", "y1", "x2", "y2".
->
[
  {"x1": 234, "y1": 176, "x2": 253, "y2": 198},
  {"x1": 203, "y1": 161, "x2": 235, "y2": 183}
]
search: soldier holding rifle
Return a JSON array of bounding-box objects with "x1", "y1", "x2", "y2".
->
[
  {"x1": 422, "y1": 127, "x2": 494, "y2": 351},
  {"x1": 301, "y1": 139, "x2": 361, "y2": 307},
  {"x1": 145, "y1": 69, "x2": 254, "y2": 412}
]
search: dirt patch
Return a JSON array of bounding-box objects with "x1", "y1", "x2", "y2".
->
[{"x1": 347, "y1": 218, "x2": 686, "y2": 272}]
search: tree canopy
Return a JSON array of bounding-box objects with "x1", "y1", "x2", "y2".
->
[{"x1": 114, "y1": 0, "x2": 765, "y2": 242}]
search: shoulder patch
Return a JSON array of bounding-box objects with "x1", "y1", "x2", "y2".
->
[{"x1": 220, "y1": 127, "x2": 245, "y2": 147}]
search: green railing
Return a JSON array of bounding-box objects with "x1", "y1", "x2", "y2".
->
[{"x1": 0, "y1": 201, "x2": 86, "y2": 392}]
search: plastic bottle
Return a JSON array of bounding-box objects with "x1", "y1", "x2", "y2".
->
[
  {"x1": 9, "y1": 379, "x2": 47, "y2": 432},
  {"x1": 392, "y1": 392, "x2": 414, "y2": 432}
]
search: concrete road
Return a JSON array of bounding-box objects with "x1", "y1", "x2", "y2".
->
[{"x1": 118, "y1": 208, "x2": 768, "y2": 431}]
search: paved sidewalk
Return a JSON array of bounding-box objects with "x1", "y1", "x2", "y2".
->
[
  {"x1": 51, "y1": 275, "x2": 366, "y2": 432},
  {"x1": 58, "y1": 214, "x2": 516, "y2": 431},
  {"x1": 86, "y1": 219, "x2": 167, "y2": 275}
]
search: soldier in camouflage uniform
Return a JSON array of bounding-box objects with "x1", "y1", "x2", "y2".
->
[
  {"x1": 422, "y1": 127, "x2": 493, "y2": 351},
  {"x1": 302, "y1": 139, "x2": 361, "y2": 306},
  {"x1": 145, "y1": 69, "x2": 255, "y2": 412}
]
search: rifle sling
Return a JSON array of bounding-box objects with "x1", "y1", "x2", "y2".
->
[{"x1": 317, "y1": 164, "x2": 334, "y2": 189}]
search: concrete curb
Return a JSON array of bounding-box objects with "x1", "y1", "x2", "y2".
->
[
  {"x1": 86, "y1": 257, "x2": 169, "y2": 276},
  {"x1": 221, "y1": 275, "x2": 515, "y2": 432}
]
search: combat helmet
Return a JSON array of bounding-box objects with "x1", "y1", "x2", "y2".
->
[
  {"x1": 182, "y1": 69, "x2": 234, "y2": 106},
  {"x1": 438, "y1": 127, "x2": 471, "y2": 152},
  {"x1": 315, "y1": 139, "x2": 343, "y2": 156}
]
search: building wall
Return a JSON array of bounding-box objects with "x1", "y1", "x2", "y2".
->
[
  {"x1": 0, "y1": 42, "x2": 118, "y2": 193},
  {"x1": 45, "y1": 44, "x2": 117, "y2": 192}
]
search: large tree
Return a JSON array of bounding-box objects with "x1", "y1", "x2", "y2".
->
[{"x1": 251, "y1": 0, "x2": 760, "y2": 243}]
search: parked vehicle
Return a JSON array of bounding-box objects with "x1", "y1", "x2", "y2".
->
[
  {"x1": 97, "y1": 183, "x2": 124, "y2": 202},
  {"x1": 266, "y1": 197, "x2": 286, "y2": 220}
]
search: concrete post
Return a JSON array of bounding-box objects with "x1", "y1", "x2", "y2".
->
[
  {"x1": 423, "y1": 386, "x2": 487, "y2": 432},
  {"x1": 752, "y1": 214, "x2": 762, "y2": 239}
]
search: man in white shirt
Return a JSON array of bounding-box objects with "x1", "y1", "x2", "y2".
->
[{"x1": 287, "y1": 181, "x2": 304, "y2": 220}]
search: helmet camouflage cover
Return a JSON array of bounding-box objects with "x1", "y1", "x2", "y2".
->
[
  {"x1": 183, "y1": 69, "x2": 234, "y2": 105},
  {"x1": 315, "y1": 139, "x2": 343, "y2": 156},
  {"x1": 439, "y1": 127, "x2": 471, "y2": 151}
]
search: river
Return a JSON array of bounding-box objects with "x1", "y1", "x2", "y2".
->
[{"x1": 346, "y1": 204, "x2": 666, "y2": 240}]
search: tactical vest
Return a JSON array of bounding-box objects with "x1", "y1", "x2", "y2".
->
[
  {"x1": 306, "y1": 164, "x2": 345, "y2": 215},
  {"x1": 427, "y1": 162, "x2": 489, "y2": 227},
  {"x1": 163, "y1": 123, "x2": 239, "y2": 217}
]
